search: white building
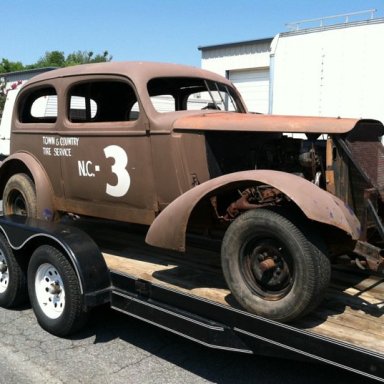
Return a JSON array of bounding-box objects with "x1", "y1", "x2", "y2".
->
[
  {"x1": 199, "y1": 11, "x2": 384, "y2": 124},
  {"x1": 199, "y1": 37, "x2": 272, "y2": 114}
]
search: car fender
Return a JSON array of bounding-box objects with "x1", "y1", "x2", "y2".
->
[
  {"x1": 0, "y1": 152, "x2": 55, "y2": 220},
  {"x1": 146, "y1": 170, "x2": 361, "y2": 252}
]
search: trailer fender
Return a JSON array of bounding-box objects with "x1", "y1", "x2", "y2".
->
[
  {"x1": 0, "y1": 152, "x2": 55, "y2": 220},
  {"x1": 0, "y1": 215, "x2": 110, "y2": 307},
  {"x1": 146, "y1": 170, "x2": 361, "y2": 252}
]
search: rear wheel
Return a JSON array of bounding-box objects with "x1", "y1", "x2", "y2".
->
[
  {"x1": 28, "y1": 245, "x2": 87, "y2": 336},
  {"x1": 3, "y1": 174, "x2": 37, "y2": 217},
  {"x1": 221, "y1": 209, "x2": 330, "y2": 322},
  {"x1": 0, "y1": 234, "x2": 28, "y2": 307}
]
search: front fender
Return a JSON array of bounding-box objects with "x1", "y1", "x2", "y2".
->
[
  {"x1": 145, "y1": 170, "x2": 361, "y2": 252},
  {"x1": 0, "y1": 152, "x2": 55, "y2": 220}
]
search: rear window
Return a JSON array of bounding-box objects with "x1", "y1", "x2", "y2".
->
[{"x1": 19, "y1": 87, "x2": 57, "y2": 123}]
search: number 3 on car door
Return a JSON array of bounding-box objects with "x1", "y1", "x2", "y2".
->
[{"x1": 104, "y1": 145, "x2": 131, "y2": 197}]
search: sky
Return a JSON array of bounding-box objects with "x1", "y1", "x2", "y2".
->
[{"x1": 1, "y1": 0, "x2": 384, "y2": 67}]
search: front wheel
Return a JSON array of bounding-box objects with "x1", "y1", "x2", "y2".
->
[
  {"x1": 221, "y1": 209, "x2": 330, "y2": 322},
  {"x1": 28, "y1": 245, "x2": 87, "y2": 336}
]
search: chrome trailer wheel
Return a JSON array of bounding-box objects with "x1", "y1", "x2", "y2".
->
[
  {"x1": 34, "y1": 263, "x2": 65, "y2": 320},
  {"x1": 28, "y1": 245, "x2": 88, "y2": 336}
]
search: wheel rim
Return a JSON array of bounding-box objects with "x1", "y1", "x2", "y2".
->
[
  {"x1": 6, "y1": 190, "x2": 27, "y2": 216},
  {"x1": 35, "y1": 263, "x2": 65, "y2": 319},
  {"x1": 240, "y1": 237, "x2": 294, "y2": 300},
  {"x1": 0, "y1": 250, "x2": 9, "y2": 294}
]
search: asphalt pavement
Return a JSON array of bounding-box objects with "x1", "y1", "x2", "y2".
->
[{"x1": 0, "y1": 303, "x2": 378, "y2": 384}]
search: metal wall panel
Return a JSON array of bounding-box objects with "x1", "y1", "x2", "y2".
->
[
  {"x1": 271, "y1": 19, "x2": 384, "y2": 124},
  {"x1": 229, "y1": 68, "x2": 270, "y2": 113},
  {"x1": 201, "y1": 42, "x2": 271, "y2": 77}
]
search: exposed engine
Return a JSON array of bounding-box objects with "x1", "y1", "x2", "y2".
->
[
  {"x1": 205, "y1": 132, "x2": 326, "y2": 219},
  {"x1": 206, "y1": 132, "x2": 326, "y2": 184}
]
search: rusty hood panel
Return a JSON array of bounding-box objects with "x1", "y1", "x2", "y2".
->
[
  {"x1": 146, "y1": 170, "x2": 361, "y2": 252},
  {"x1": 173, "y1": 112, "x2": 363, "y2": 134}
]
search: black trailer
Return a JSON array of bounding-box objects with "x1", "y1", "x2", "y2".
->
[{"x1": 0, "y1": 215, "x2": 382, "y2": 382}]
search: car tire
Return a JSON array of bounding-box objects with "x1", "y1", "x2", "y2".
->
[
  {"x1": 0, "y1": 234, "x2": 28, "y2": 307},
  {"x1": 221, "y1": 209, "x2": 331, "y2": 322},
  {"x1": 3, "y1": 173, "x2": 37, "y2": 217}
]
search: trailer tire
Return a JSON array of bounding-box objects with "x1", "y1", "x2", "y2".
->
[
  {"x1": 3, "y1": 174, "x2": 37, "y2": 217},
  {"x1": 28, "y1": 245, "x2": 87, "y2": 336},
  {"x1": 221, "y1": 209, "x2": 330, "y2": 322},
  {"x1": 0, "y1": 234, "x2": 28, "y2": 307}
]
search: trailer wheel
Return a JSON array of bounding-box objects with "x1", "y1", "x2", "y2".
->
[
  {"x1": 0, "y1": 234, "x2": 28, "y2": 307},
  {"x1": 28, "y1": 245, "x2": 87, "y2": 336},
  {"x1": 3, "y1": 174, "x2": 37, "y2": 217},
  {"x1": 221, "y1": 209, "x2": 330, "y2": 322}
]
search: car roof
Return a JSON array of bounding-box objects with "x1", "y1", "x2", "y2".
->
[{"x1": 26, "y1": 61, "x2": 233, "y2": 86}]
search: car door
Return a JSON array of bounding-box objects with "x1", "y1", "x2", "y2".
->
[{"x1": 58, "y1": 76, "x2": 157, "y2": 225}]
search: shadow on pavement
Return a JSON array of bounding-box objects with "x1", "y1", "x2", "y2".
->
[{"x1": 70, "y1": 304, "x2": 376, "y2": 384}]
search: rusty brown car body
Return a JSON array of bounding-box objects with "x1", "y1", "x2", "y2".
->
[{"x1": 1, "y1": 61, "x2": 384, "y2": 322}]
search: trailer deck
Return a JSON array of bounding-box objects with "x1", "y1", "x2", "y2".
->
[
  {"x1": 73, "y1": 219, "x2": 384, "y2": 379},
  {"x1": 105, "y1": 251, "x2": 384, "y2": 355}
]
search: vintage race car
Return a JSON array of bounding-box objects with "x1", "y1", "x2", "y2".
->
[{"x1": 1, "y1": 61, "x2": 383, "y2": 322}]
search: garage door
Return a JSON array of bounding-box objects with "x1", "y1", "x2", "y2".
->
[{"x1": 229, "y1": 68, "x2": 270, "y2": 113}]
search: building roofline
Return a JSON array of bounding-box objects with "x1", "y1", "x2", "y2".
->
[
  {"x1": 0, "y1": 67, "x2": 57, "y2": 79},
  {"x1": 198, "y1": 17, "x2": 384, "y2": 52},
  {"x1": 281, "y1": 16, "x2": 384, "y2": 37},
  {"x1": 198, "y1": 37, "x2": 273, "y2": 51}
]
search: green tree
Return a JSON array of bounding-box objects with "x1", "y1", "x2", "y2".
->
[
  {"x1": 0, "y1": 58, "x2": 24, "y2": 74},
  {"x1": 34, "y1": 50, "x2": 113, "y2": 68},
  {"x1": 0, "y1": 50, "x2": 112, "y2": 116},
  {"x1": 34, "y1": 51, "x2": 66, "y2": 68},
  {"x1": 0, "y1": 81, "x2": 5, "y2": 119},
  {"x1": 1, "y1": 50, "x2": 112, "y2": 73},
  {"x1": 88, "y1": 50, "x2": 112, "y2": 63},
  {"x1": 65, "y1": 50, "x2": 112, "y2": 66}
]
